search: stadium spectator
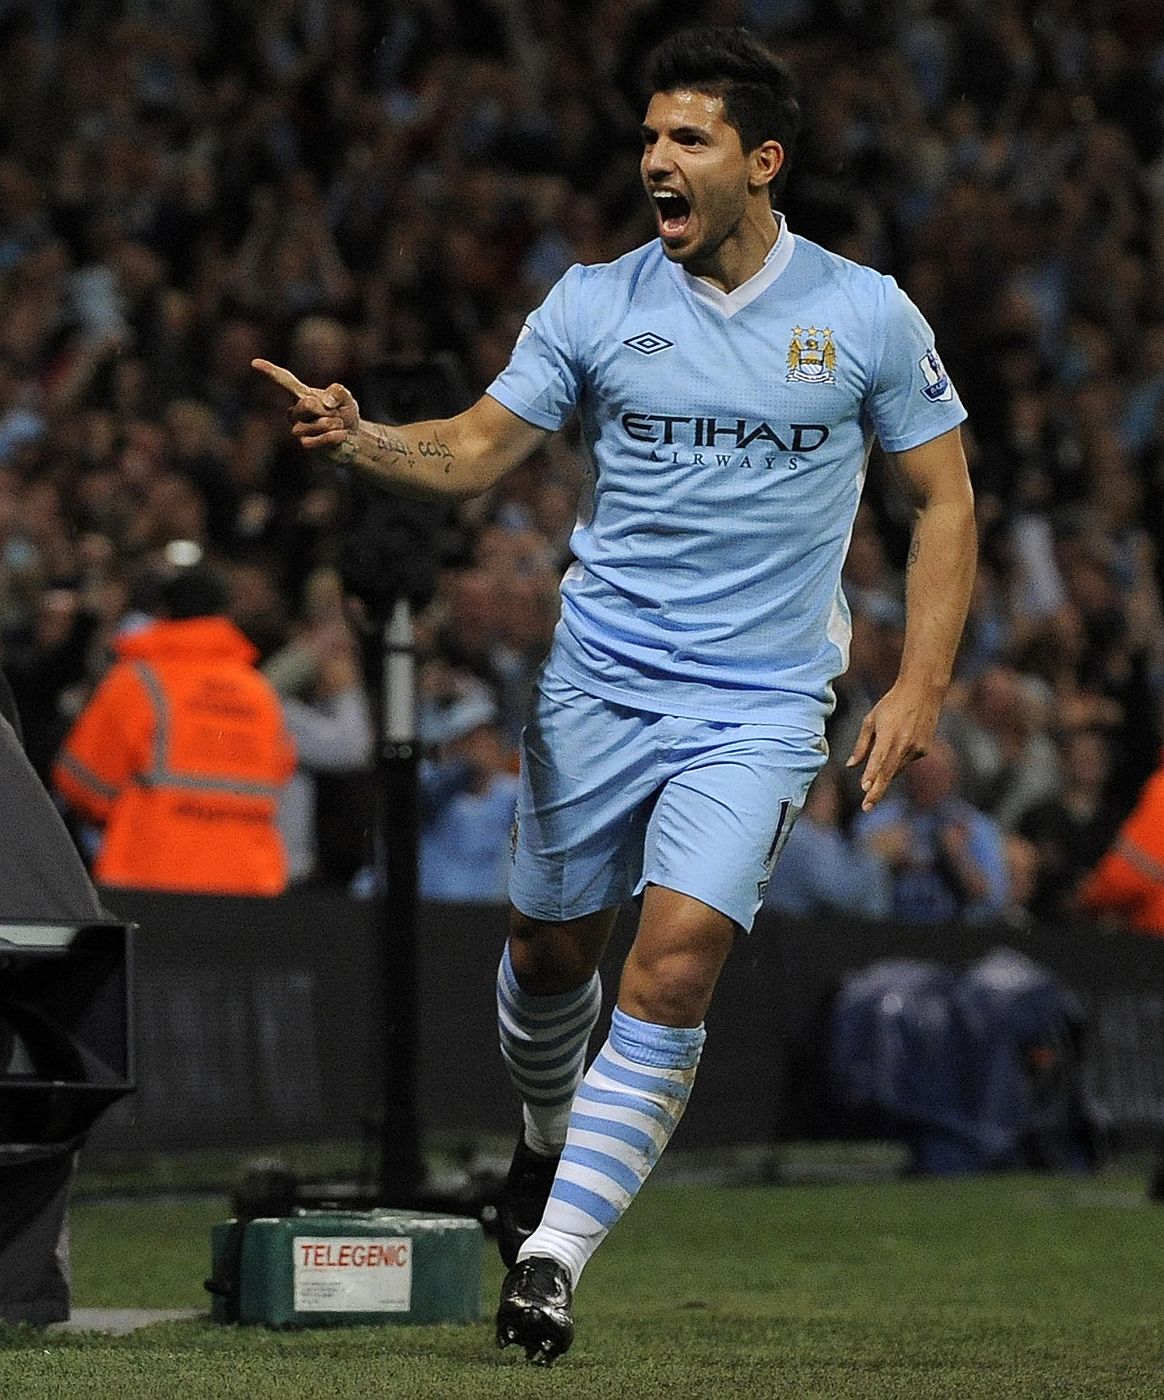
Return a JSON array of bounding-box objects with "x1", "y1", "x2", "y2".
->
[
  {"x1": 429, "y1": 566, "x2": 509, "y2": 706},
  {"x1": 419, "y1": 694, "x2": 518, "y2": 903},
  {"x1": 52, "y1": 562, "x2": 296, "y2": 894},
  {"x1": 944, "y1": 663, "x2": 1062, "y2": 830},
  {"x1": 263, "y1": 576, "x2": 374, "y2": 886},
  {"x1": 855, "y1": 739, "x2": 1009, "y2": 925},
  {"x1": 1076, "y1": 748, "x2": 1164, "y2": 937},
  {"x1": 1018, "y1": 725, "x2": 1123, "y2": 923}
]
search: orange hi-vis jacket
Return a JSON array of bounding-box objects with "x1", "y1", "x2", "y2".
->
[
  {"x1": 53, "y1": 617, "x2": 296, "y2": 895},
  {"x1": 1077, "y1": 763, "x2": 1164, "y2": 936}
]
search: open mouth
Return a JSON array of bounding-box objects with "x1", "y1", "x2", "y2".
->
[{"x1": 652, "y1": 190, "x2": 691, "y2": 239}]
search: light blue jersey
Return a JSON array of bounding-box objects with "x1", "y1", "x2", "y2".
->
[{"x1": 488, "y1": 220, "x2": 966, "y2": 732}]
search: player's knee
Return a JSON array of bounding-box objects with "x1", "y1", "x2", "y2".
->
[
  {"x1": 507, "y1": 909, "x2": 605, "y2": 994},
  {"x1": 621, "y1": 948, "x2": 717, "y2": 1027}
]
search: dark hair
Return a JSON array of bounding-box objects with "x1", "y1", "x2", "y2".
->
[
  {"x1": 160, "y1": 564, "x2": 230, "y2": 620},
  {"x1": 644, "y1": 27, "x2": 801, "y2": 196}
]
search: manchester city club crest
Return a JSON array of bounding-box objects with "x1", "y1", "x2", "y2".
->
[{"x1": 786, "y1": 325, "x2": 837, "y2": 383}]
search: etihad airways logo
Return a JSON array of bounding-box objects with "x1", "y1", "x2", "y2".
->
[
  {"x1": 622, "y1": 413, "x2": 830, "y2": 453},
  {"x1": 621, "y1": 412, "x2": 831, "y2": 470}
]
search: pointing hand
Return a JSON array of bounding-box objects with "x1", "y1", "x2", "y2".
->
[{"x1": 252, "y1": 358, "x2": 359, "y2": 450}]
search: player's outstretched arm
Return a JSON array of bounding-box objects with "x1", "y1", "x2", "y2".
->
[
  {"x1": 846, "y1": 425, "x2": 977, "y2": 810},
  {"x1": 252, "y1": 359, "x2": 550, "y2": 500}
]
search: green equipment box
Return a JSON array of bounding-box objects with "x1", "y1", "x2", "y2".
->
[{"x1": 210, "y1": 1209, "x2": 483, "y2": 1328}]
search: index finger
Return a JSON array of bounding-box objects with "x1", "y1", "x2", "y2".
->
[{"x1": 252, "y1": 358, "x2": 311, "y2": 398}]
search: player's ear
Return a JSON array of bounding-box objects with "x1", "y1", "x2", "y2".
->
[{"x1": 750, "y1": 140, "x2": 784, "y2": 194}]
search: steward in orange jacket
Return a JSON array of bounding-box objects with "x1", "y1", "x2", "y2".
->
[
  {"x1": 1077, "y1": 761, "x2": 1164, "y2": 936},
  {"x1": 53, "y1": 567, "x2": 296, "y2": 895}
]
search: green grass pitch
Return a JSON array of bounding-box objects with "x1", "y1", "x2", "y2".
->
[{"x1": 1, "y1": 1169, "x2": 1161, "y2": 1398}]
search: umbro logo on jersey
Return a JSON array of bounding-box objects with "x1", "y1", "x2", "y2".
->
[{"x1": 624, "y1": 332, "x2": 673, "y2": 355}]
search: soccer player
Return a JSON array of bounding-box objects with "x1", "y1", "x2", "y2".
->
[{"x1": 254, "y1": 26, "x2": 976, "y2": 1366}]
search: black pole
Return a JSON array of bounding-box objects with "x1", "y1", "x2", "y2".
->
[
  {"x1": 306, "y1": 355, "x2": 479, "y2": 1216},
  {"x1": 373, "y1": 598, "x2": 424, "y2": 1205}
]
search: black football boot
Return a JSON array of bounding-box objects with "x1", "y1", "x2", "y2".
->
[{"x1": 496, "y1": 1255, "x2": 574, "y2": 1366}]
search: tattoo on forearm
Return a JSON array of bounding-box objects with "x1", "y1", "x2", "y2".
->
[
  {"x1": 418, "y1": 431, "x2": 455, "y2": 473},
  {"x1": 372, "y1": 427, "x2": 413, "y2": 462},
  {"x1": 418, "y1": 432, "x2": 452, "y2": 460},
  {"x1": 906, "y1": 534, "x2": 920, "y2": 573},
  {"x1": 334, "y1": 424, "x2": 456, "y2": 478},
  {"x1": 372, "y1": 426, "x2": 455, "y2": 475}
]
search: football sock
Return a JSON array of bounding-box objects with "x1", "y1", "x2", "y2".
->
[
  {"x1": 518, "y1": 1006, "x2": 705, "y2": 1286},
  {"x1": 496, "y1": 943, "x2": 602, "y2": 1157}
]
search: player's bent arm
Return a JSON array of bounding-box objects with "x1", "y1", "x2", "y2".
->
[
  {"x1": 251, "y1": 358, "x2": 552, "y2": 501},
  {"x1": 335, "y1": 394, "x2": 551, "y2": 501},
  {"x1": 888, "y1": 425, "x2": 977, "y2": 698},
  {"x1": 846, "y1": 426, "x2": 976, "y2": 810}
]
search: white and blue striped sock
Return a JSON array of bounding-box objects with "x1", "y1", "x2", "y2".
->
[
  {"x1": 517, "y1": 1007, "x2": 705, "y2": 1285},
  {"x1": 496, "y1": 944, "x2": 603, "y2": 1157}
]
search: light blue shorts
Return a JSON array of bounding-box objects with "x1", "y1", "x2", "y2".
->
[{"x1": 509, "y1": 674, "x2": 828, "y2": 931}]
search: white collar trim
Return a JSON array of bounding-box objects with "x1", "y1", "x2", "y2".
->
[{"x1": 674, "y1": 215, "x2": 796, "y2": 317}]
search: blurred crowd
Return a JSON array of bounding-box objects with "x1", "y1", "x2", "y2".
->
[{"x1": 1, "y1": 0, "x2": 1163, "y2": 924}]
